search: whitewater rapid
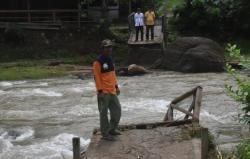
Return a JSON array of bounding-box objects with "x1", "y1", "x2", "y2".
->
[{"x1": 0, "y1": 71, "x2": 247, "y2": 158}]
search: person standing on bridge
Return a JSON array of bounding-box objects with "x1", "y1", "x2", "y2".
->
[
  {"x1": 145, "y1": 7, "x2": 156, "y2": 40},
  {"x1": 134, "y1": 8, "x2": 144, "y2": 41},
  {"x1": 93, "y1": 39, "x2": 122, "y2": 141}
]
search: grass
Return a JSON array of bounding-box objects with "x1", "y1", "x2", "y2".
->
[
  {"x1": 0, "y1": 66, "x2": 66, "y2": 81},
  {"x1": 237, "y1": 140, "x2": 250, "y2": 159},
  {"x1": 0, "y1": 56, "x2": 97, "y2": 81}
]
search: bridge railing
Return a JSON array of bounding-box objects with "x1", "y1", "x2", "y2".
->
[
  {"x1": 163, "y1": 86, "x2": 203, "y2": 123},
  {"x1": 128, "y1": 12, "x2": 168, "y2": 42},
  {"x1": 128, "y1": 12, "x2": 135, "y2": 33}
]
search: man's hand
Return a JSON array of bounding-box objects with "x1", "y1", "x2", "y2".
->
[
  {"x1": 116, "y1": 88, "x2": 120, "y2": 96},
  {"x1": 98, "y1": 90, "x2": 104, "y2": 98}
]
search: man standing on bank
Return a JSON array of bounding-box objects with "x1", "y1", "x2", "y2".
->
[
  {"x1": 145, "y1": 7, "x2": 156, "y2": 40},
  {"x1": 134, "y1": 8, "x2": 144, "y2": 41},
  {"x1": 93, "y1": 39, "x2": 122, "y2": 141}
]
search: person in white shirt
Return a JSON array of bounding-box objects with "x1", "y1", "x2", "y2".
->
[{"x1": 134, "y1": 8, "x2": 144, "y2": 41}]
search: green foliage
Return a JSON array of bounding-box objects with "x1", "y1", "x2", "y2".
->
[
  {"x1": 0, "y1": 66, "x2": 66, "y2": 81},
  {"x1": 225, "y1": 43, "x2": 250, "y2": 68},
  {"x1": 170, "y1": 0, "x2": 250, "y2": 38},
  {"x1": 3, "y1": 25, "x2": 25, "y2": 45},
  {"x1": 225, "y1": 44, "x2": 250, "y2": 125},
  {"x1": 225, "y1": 44, "x2": 241, "y2": 61},
  {"x1": 237, "y1": 140, "x2": 250, "y2": 159}
]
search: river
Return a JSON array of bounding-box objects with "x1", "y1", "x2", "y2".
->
[{"x1": 0, "y1": 71, "x2": 247, "y2": 159}]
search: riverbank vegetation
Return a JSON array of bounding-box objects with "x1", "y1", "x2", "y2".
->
[
  {"x1": 225, "y1": 44, "x2": 250, "y2": 159},
  {"x1": 0, "y1": 57, "x2": 95, "y2": 81}
]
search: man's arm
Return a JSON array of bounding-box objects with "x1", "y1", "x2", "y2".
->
[
  {"x1": 113, "y1": 71, "x2": 120, "y2": 95},
  {"x1": 93, "y1": 61, "x2": 103, "y2": 94}
]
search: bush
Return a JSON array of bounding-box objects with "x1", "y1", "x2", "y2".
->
[
  {"x1": 225, "y1": 44, "x2": 250, "y2": 125},
  {"x1": 4, "y1": 25, "x2": 25, "y2": 45},
  {"x1": 226, "y1": 44, "x2": 250, "y2": 159},
  {"x1": 170, "y1": 0, "x2": 250, "y2": 39},
  {"x1": 237, "y1": 140, "x2": 250, "y2": 159}
]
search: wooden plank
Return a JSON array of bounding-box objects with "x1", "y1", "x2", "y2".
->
[
  {"x1": 201, "y1": 128, "x2": 209, "y2": 159},
  {"x1": 93, "y1": 119, "x2": 193, "y2": 134},
  {"x1": 163, "y1": 104, "x2": 173, "y2": 121},
  {"x1": 171, "y1": 87, "x2": 198, "y2": 104},
  {"x1": 163, "y1": 87, "x2": 200, "y2": 121},
  {"x1": 128, "y1": 25, "x2": 163, "y2": 45},
  {"x1": 73, "y1": 137, "x2": 81, "y2": 159},
  {"x1": 184, "y1": 95, "x2": 195, "y2": 119},
  {"x1": 120, "y1": 119, "x2": 192, "y2": 130},
  {"x1": 163, "y1": 108, "x2": 169, "y2": 121},
  {"x1": 171, "y1": 104, "x2": 194, "y2": 117},
  {"x1": 193, "y1": 87, "x2": 203, "y2": 121},
  {"x1": 168, "y1": 106, "x2": 174, "y2": 121}
]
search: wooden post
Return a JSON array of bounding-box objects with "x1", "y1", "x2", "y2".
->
[
  {"x1": 73, "y1": 137, "x2": 81, "y2": 159},
  {"x1": 184, "y1": 94, "x2": 195, "y2": 120},
  {"x1": 161, "y1": 15, "x2": 165, "y2": 33},
  {"x1": 201, "y1": 128, "x2": 209, "y2": 159},
  {"x1": 162, "y1": 14, "x2": 168, "y2": 44},
  {"x1": 78, "y1": 0, "x2": 81, "y2": 29},
  {"x1": 27, "y1": 0, "x2": 31, "y2": 23},
  {"x1": 52, "y1": 11, "x2": 56, "y2": 23},
  {"x1": 129, "y1": 0, "x2": 132, "y2": 14},
  {"x1": 193, "y1": 86, "x2": 203, "y2": 122},
  {"x1": 164, "y1": 14, "x2": 168, "y2": 45},
  {"x1": 167, "y1": 106, "x2": 173, "y2": 121}
]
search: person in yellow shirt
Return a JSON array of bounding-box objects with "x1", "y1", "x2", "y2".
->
[{"x1": 145, "y1": 7, "x2": 156, "y2": 40}]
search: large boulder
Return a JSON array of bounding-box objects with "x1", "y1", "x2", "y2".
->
[
  {"x1": 117, "y1": 64, "x2": 149, "y2": 76},
  {"x1": 159, "y1": 37, "x2": 225, "y2": 72}
]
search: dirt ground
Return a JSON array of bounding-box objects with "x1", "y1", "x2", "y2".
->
[{"x1": 84, "y1": 126, "x2": 202, "y2": 159}]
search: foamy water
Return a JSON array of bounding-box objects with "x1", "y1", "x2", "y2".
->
[
  {"x1": 0, "y1": 131, "x2": 90, "y2": 159},
  {"x1": 0, "y1": 72, "x2": 247, "y2": 158},
  {"x1": 0, "y1": 82, "x2": 12, "y2": 87}
]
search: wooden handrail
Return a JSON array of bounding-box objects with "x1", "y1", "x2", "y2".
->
[
  {"x1": 171, "y1": 87, "x2": 197, "y2": 104},
  {"x1": 163, "y1": 86, "x2": 203, "y2": 122},
  {"x1": 128, "y1": 12, "x2": 135, "y2": 33}
]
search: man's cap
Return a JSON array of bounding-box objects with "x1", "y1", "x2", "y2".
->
[{"x1": 101, "y1": 39, "x2": 113, "y2": 47}]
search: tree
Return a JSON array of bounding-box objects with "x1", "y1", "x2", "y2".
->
[{"x1": 169, "y1": 0, "x2": 250, "y2": 39}]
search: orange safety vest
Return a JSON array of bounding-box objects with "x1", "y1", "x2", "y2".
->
[{"x1": 93, "y1": 56, "x2": 118, "y2": 95}]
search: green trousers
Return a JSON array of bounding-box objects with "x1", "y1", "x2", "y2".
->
[{"x1": 97, "y1": 93, "x2": 121, "y2": 136}]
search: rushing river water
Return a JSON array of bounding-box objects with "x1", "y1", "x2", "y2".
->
[{"x1": 0, "y1": 71, "x2": 248, "y2": 159}]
